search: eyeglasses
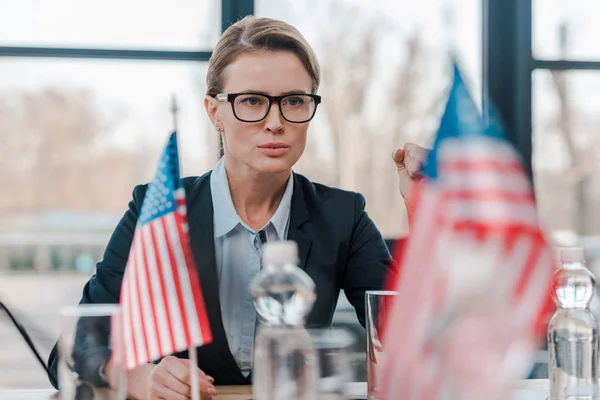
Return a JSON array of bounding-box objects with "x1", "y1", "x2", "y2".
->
[{"x1": 215, "y1": 92, "x2": 321, "y2": 123}]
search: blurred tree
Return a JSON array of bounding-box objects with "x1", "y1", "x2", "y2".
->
[
  {"x1": 0, "y1": 89, "x2": 156, "y2": 213},
  {"x1": 546, "y1": 24, "x2": 600, "y2": 236},
  {"x1": 300, "y1": 4, "x2": 446, "y2": 236}
]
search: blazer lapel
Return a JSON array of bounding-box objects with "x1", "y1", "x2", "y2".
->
[
  {"x1": 186, "y1": 175, "x2": 243, "y2": 377},
  {"x1": 287, "y1": 173, "x2": 312, "y2": 271}
]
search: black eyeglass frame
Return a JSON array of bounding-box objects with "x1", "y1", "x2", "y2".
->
[{"x1": 214, "y1": 92, "x2": 322, "y2": 123}]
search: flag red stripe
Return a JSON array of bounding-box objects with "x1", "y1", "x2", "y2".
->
[
  {"x1": 139, "y1": 230, "x2": 161, "y2": 359},
  {"x1": 443, "y1": 190, "x2": 535, "y2": 204},
  {"x1": 141, "y1": 226, "x2": 164, "y2": 356},
  {"x1": 132, "y1": 238, "x2": 152, "y2": 363},
  {"x1": 533, "y1": 279, "x2": 556, "y2": 338},
  {"x1": 382, "y1": 187, "x2": 448, "y2": 397},
  {"x1": 381, "y1": 194, "x2": 442, "y2": 396},
  {"x1": 175, "y1": 213, "x2": 213, "y2": 342},
  {"x1": 449, "y1": 220, "x2": 542, "y2": 233},
  {"x1": 441, "y1": 159, "x2": 524, "y2": 173},
  {"x1": 161, "y1": 217, "x2": 192, "y2": 346},
  {"x1": 127, "y1": 245, "x2": 144, "y2": 365},
  {"x1": 128, "y1": 300, "x2": 138, "y2": 367},
  {"x1": 149, "y1": 223, "x2": 177, "y2": 353},
  {"x1": 513, "y1": 234, "x2": 543, "y2": 299},
  {"x1": 122, "y1": 275, "x2": 138, "y2": 368}
]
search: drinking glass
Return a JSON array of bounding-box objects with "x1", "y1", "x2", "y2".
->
[
  {"x1": 58, "y1": 304, "x2": 126, "y2": 400},
  {"x1": 310, "y1": 328, "x2": 355, "y2": 399},
  {"x1": 366, "y1": 290, "x2": 397, "y2": 400}
]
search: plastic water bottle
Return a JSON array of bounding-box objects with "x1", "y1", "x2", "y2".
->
[
  {"x1": 249, "y1": 241, "x2": 319, "y2": 400},
  {"x1": 548, "y1": 247, "x2": 599, "y2": 400}
]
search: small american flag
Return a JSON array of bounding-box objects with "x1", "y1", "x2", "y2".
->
[
  {"x1": 380, "y1": 65, "x2": 555, "y2": 399},
  {"x1": 117, "y1": 131, "x2": 212, "y2": 370}
]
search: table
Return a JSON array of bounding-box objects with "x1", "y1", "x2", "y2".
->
[
  {"x1": 0, "y1": 385, "x2": 252, "y2": 400},
  {"x1": 0, "y1": 380, "x2": 549, "y2": 399}
]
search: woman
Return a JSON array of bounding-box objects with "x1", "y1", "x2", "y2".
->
[{"x1": 48, "y1": 15, "x2": 427, "y2": 400}]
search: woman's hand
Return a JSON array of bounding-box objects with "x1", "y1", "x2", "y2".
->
[
  {"x1": 393, "y1": 143, "x2": 429, "y2": 219},
  {"x1": 107, "y1": 355, "x2": 218, "y2": 400}
]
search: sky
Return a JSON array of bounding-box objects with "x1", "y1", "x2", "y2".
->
[{"x1": 0, "y1": 0, "x2": 598, "y2": 176}]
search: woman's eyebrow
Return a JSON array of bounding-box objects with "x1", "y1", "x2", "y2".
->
[{"x1": 236, "y1": 89, "x2": 310, "y2": 96}]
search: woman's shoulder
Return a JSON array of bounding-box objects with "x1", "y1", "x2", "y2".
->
[
  {"x1": 129, "y1": 171, "x2": 212, "y2": 207},
  {"x1": 293, "y1": 173, "x2": 366, "y2": 210}
]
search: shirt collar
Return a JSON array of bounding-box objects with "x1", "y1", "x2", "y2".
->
[
  {"x1": 269, "y1": 170, "x2": 294, "y2": 240},
  {"x1": 210, "y1": 156, "x2": 294, "y2": 239}
]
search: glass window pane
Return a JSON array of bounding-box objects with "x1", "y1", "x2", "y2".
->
[
  {"x1": 0, "y1": 0, "x2": 220, "y2": 50},
  {"x1": 533, "y1": 0, "x2": 600, "y2": 60},
  {"x1": 256, "y1": 0, "x2": 481, "y2": 237},
  {"x1": 0, "y1": 58, "x2": 216, "y2": 213},
  {"x1": 0, "y1": 58, "x2": 215, "y2": 388},
  {"x1": 533, "y1": 70, "x2": 600, "y2": 264}
]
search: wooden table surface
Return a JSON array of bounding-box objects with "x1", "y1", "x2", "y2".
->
[
  {"x1": 0, "y1": 385, "x2": 253, "y2": 400},
  {"x1": 0, "y1": 380, "x2": 550, "y2": 399}
]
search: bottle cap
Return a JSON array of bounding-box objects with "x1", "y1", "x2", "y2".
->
[
  {"x1": 262, "y1": 241, "x2": 298, "y2": 266},
  {"x1": 559, "y1": 247, "x2": 585, "y2": 263}
]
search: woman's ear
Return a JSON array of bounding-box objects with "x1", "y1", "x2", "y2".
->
[{"x1": 204, "y1": 95, "x2": 222, "y2": 131}]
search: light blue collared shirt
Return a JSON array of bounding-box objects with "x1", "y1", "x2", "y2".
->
[{"x1": 210, "y1": 157, "x2": 294, "y2": 377}]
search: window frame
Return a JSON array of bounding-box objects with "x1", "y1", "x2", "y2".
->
[
  {"x1": 483, "y1": 0, "x2": 600, "y2": 181},
  {"x1": 0, "y1": 0, "x2": 254, "y2": 159}
]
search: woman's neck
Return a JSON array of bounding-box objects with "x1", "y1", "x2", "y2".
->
[{"x1": 224, "y1": 160, "x2": 291, "y2": 231}]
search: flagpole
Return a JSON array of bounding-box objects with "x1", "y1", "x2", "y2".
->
[
  {"x1": 189, "y1": 347, "x2": 200, "y2": 400},
  {"x1": 170, "y1": 94, "x2": 179, "y2": 133},
  {"x1": 171, "y1": 94, "x2": 200, "y2": 400}
]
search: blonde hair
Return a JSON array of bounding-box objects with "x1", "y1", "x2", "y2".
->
[{"x1": 206, "y1": 16, "x2": 320, "y2": 95}]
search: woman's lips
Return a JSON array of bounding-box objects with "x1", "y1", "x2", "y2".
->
[{"x1": 258, "y1": 142, "x2": 289, "y2": 156}]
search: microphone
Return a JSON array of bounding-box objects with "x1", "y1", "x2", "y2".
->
[{"x1": 0, "y1": 299, "x2": 56, "y2": 387}]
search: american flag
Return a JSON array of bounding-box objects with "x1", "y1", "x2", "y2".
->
[
  {"x1": 116, "y1": 131, "x2": 212, "y2": 370},
  {"x1": 379, "y1": 65, "x2": 556, "y2": 399}
]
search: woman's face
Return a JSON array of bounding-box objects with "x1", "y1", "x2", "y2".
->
[{"x1": 205, "y1": 50, "x2": 313, "y2": 175}]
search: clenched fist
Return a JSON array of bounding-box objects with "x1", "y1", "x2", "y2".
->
[{"x1": 392, "y1": 142, "x2": 429, "y2": 220}]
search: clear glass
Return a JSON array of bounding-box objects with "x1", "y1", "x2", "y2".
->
[
  {"x1": 256, "y1": 0, "x2": 481, "y2": 238},
  {"x1": 252, "y1": 326, "x2": 319, "y2": 400},
  {"x1": 548, "y1": 259, "x2": 599, "y2": 399},
  {"x1": 58, "y1": 304, "x2": 126, "y2": 400},
  {"x1": 309, "y1": 328, "x2": 355, "y2": 399},
  {"x1": 0, "y1": 0, "x2": 220, "y2": 50},
  {"x1": 533, "y1": 0, "x2": 600, "y2": 61},
  {"x1": 532, "y1": 70, "x2": 600, "y2": 240},
  {"x1": 0, "y1": 57, "x2": 213, "y2": 387},
  {"x1": 365, "y1": 290, "x2": 397, "y2": 400},
  {"x1": 0, "y1": 58, "x2": 214, "y2": 219}
]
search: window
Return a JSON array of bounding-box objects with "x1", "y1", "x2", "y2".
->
[
  {"x1": 530, "y1": 0, "x2": 600, "y2": 276},
  {"x1": 533, "y1": 0, "x2": 600, "y2": 61},
  {"x1": 0, "y1": 58, "x2": 213, "y2": 218},
  {"x1": 0, "y1": 0, "x2": 220, "y2": 50},
  {"x1": 256, "y1": 0, "x2": 482, "y2": 237},
  {"x1": 532, "y1": 69, "x2": 600, "y2": 266},
  {"x1": 0, "y1": 47, "x2": 214, "y2": 393}
]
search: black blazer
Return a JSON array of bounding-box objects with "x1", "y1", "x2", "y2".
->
[{"x1": 48, "y1": 171, "x2": 394, "y2": 387}]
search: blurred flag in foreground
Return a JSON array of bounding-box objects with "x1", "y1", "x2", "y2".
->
[
  {"x1": 380, "y1": 65, "x2": 556, "y2": 400},
  {"x1": 116, "y1": 131, "x2": 212, "y2": 370}
]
